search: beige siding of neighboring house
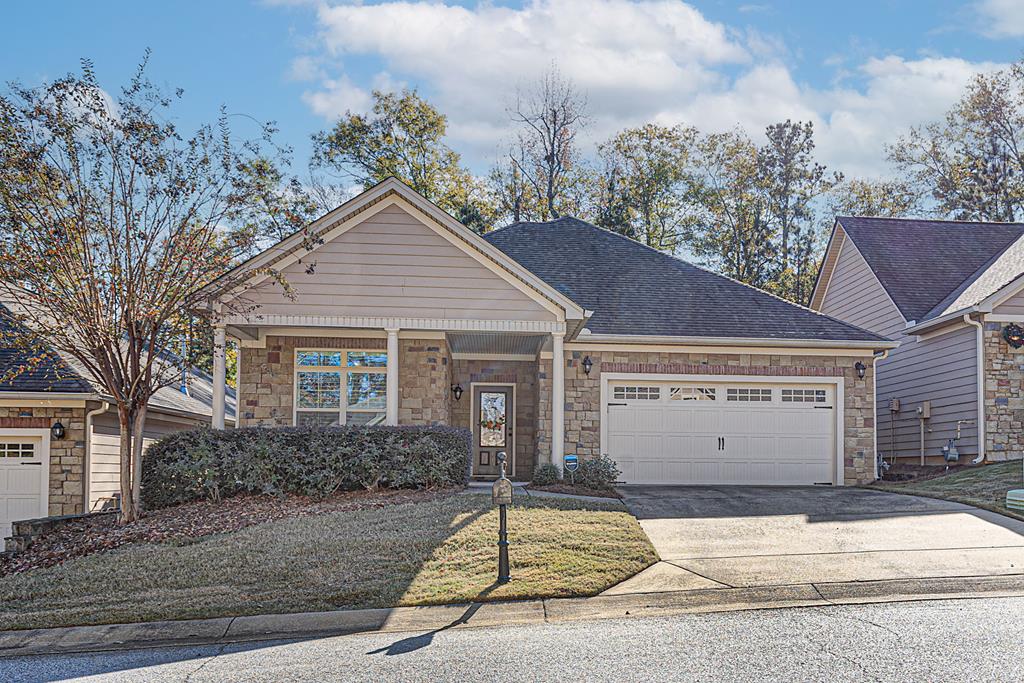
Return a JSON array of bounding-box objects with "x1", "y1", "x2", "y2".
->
[
  {"x1": 239, "y1": 204, "x2": 556, "y2": 322},
  {"x1": 993, "y1": 287, "x2": 1024, "y2": 316},
  {"x1": 819, "y1": 234, "x2": 980, "y2": 461},
  {"x1": 88, "y1": 412, "x2": 201, "y2": 510}
]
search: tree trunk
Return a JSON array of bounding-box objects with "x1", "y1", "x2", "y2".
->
[
  {"x1": 131, "y1": 405, "x2": 148, "y2": 517},
  {"x1": 117, "y1": 403, "x2": 138, "y2": 524}
]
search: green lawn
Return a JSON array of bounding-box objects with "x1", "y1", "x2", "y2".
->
[
  {"x1": 0, "y1": 493, "x2": 657, "y2": 631},
  {"x1": 871, "y1": 460, "x2": 1024, "y2": 521}
]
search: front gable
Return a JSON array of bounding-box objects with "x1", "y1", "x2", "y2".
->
[{"x1": 239, "y1": 200, "x2": 557, "y2": 322}]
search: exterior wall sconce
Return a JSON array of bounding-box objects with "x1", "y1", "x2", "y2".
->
[
  {"x1": 50, "y1": 421, "x2": 66, "y2": 440},
  {"x1": 451, "y1": 383, "x2": 464, "y2": 401},
  {"x1": 581, "y1": 356, "x2": 593, "y2": 375},
  {"x1": 855, "y1": 361, "x2": 867, "y2": 380}
]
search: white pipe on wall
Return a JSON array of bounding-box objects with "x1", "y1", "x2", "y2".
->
[
  {"x1": 83, "y1": 401, "x2": 111, "y2": 513},
  {"x1": 963, "y1": 314, "x2": 986, "y2": 465}
]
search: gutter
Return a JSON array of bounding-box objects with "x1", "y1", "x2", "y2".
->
[
  {"x1": 906, "y1": 304, "x2": 992, "y2": 336},
  {"x1": 963, "y1": 313, "x2": 986, "y2": 465},
  {"x1": 83, "y1": 401, "x2": 111, "y2": 513},
  {"x1": 574, "y1": 331, "x2": 898, "y2": 350},
  {"x1": 872, "y1": 349, "x2": 890, "y2": 481}
]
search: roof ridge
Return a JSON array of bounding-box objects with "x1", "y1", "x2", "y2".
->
[
  {"x1": 536, "y1": 216, "x2": 889, "y2": 341},
  {"x1": 838, "y1": 215, "x2": 1024, "y2": 228}
]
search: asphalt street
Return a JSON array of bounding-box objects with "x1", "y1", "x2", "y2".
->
[{"x1": 3, "y1": 596, "x2": 1023, "y2": 682}]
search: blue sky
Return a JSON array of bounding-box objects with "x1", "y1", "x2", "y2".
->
[{"x1": 3, "y1": 1, "x2": 1023, "y2": 179}]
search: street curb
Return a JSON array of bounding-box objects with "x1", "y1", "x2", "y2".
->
[{"x1": 3, "y1": 573, "x2": 1024, "y2": 657}]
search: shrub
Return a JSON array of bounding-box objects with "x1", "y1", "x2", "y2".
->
[
  {"x1": 142, "y1": 425, "x2": 472, "y2": 509},
  {"x1": 571, "y1": 455, "x2": 621, "y2": 491},
  {"x1": 531, "y1": 463, "x2": 562, "y2": 487}
]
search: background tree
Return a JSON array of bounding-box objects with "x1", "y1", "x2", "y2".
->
[
  {"x1": 506, "y1": 65, "x2": 589, "y2": 220},
  {"x1": 232, "y1": 156, "x2": 323, "y2": 246},
  {"x1": 312, "y1": 88, "x2": 480, "y2": 218},
  {"x1": 0, "y1": 58, "x2": 278, "y2": 523},
  {"x1": 827, "y1": 178, "x2": 923, "y2": 218},
  {"x1": 888, "y1": 60, "x2": 1024, "y2": 221},
  {"x1": 594, "y1": 124, "x2": 698, "y2": 252},
  {"x1": 758, "y1": 120, "x2": 842, "y2": 302}
]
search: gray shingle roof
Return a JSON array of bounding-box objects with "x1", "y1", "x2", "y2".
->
[
  {"x1": 0, "y1": 304, "x2": 235, "y2": 419},
  {"x1": 485, "y1": 217, "x2": 887, "y2": 343},
  {"x1": 837, "y1": 216, "x2": 1024, "y2": 322},
  {"x1": 0, "y1": 305, "x2": 93, "y2": 393}
]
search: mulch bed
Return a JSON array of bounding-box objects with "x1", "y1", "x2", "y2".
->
[
  {"x1": 880, "y1": 463, "x2": 977, "y2": 483},
  {"x1": 0, "y1": 488, "x2": 452, "y2": 577},
  {"x1": 528, "y1": 483, "x2": 622, "y2": 499}
]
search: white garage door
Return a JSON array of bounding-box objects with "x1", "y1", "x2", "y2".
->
[
  {"x1": 0, "y1": 433, "x2": 48, "y2": 539},
  {"x1": 606, "y1": 381, "x2": 837, "y2": 486}
]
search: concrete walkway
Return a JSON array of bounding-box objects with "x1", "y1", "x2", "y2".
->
[{"x1": 609, "y1": 485, "x2": 1024, "y2": 595}]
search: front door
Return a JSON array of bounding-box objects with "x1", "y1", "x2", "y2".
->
[{"x1": 473, "y1": 385, "x2": 514, "y2": 478}]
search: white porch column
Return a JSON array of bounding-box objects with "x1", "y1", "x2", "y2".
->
[
  {"x1": 212, "y1": 324, "x2": 226, "y2": 430},
  {"x1": 386, "y1": 328, "x2": 400, "y2": 426},
  {"x1": 551, "y1": 331, "x2": 565, "y2": 468}
]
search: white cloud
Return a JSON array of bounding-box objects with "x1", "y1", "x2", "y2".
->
[
  {"x1": 295, "y1": 0, "x2": 1005, "y2": 179},
  {"x1": 975, "y1": 0, "x2": 1024, "y2": 37}
]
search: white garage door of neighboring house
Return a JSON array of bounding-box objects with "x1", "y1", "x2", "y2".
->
[
  {"x1": 605, "y1": 379, "x2": 839, "y2": 486},
  {"x1": 0, "y1": 431, "x2": 49, "y2": 539}
]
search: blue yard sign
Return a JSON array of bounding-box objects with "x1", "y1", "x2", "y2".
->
[{"x1": 564, "y1": 454, "x2": 579, "y2": 473}]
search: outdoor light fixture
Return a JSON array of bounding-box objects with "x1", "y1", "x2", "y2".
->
[
  {"x1": 451, "y1": 383, "x2": 464, "y2": 401},
  {"x1": 855, "y1": 361, "x2": 867, "y2": 380},
  {"x1": 50, "y1": 421, "x2": 66, "y2": 440},
  {"x1": 581, "y1": 355, "x2": 593, "y2": 375}
]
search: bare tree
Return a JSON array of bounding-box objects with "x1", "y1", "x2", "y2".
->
[
  {"x1": 0, "y1": 57, "x2": 287, "y2": 523},
  {"x1": 507, "y1": 65, "x2": 588, "y2": 220}
]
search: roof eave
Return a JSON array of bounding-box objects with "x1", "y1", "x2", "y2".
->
[{"x1": 573, "y1": 332, "x2": 898, "y2": 350}]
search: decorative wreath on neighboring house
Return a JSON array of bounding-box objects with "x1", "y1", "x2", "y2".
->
[
  {"x1": 479, "y1": 416, "x2": 507, "y2": 431},
  {"x1": 1003, "y1": 323, "x2": 1024, "y2": 349}
]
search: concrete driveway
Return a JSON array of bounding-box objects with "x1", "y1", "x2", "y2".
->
[{"x1": 607, "y1": 485, "x2": 1024, "y2": 595}]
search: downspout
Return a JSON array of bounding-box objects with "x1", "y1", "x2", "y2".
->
[
  {"x1": 872, "y1": 349, "x2": 890, "y2": 481},
  {"x1": 83, "y1": 401, "x2": 111, "y2": 513},
  {"x1": 963, "y1": 313, "x2": 986, "y2": 465}
]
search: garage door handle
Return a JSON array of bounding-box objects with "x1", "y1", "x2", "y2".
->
[
  {"x1": 607, "y1": 402, "x2": 627, "y2": 407},
  {"x1": 19, "y1": 461, "x2": 41, "y2": 466},
  {"x1": 814, "y1": 406, "x2": 834, "y2": 410}
]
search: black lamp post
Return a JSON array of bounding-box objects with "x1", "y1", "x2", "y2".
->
[
  {"x1": 581, "y1": 355, "x2": 593, "y2": 375},
  {"x1": 492, "y1": 451, "x2": 512, "y2": 584}
]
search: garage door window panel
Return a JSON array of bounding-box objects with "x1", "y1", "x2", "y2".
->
[{"x1": 727, "y1": 387, "x2": 773, "y2": 402}]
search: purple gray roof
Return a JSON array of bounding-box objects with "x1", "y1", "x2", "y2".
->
[
  {"x1": 485, "y1": 217, "x2": 888, "y2": 343},
  {"x1": 836, "y1": 216, "x2": 1024, "y2": 322}
]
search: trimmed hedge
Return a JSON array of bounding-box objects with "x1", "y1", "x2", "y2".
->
[{"x1": 142, "y1": 425, "x2": 472, "y2": 510}]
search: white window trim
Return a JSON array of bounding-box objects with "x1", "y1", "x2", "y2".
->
[
  {"x1": 600, "y1": 373, "x2": 846, "y2": 486},
  {"x1": 292, "y1": 348, "x2": 389, "y2": 426}
]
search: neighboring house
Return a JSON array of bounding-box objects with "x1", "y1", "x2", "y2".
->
[
  {"x1": 204, "y1": 178, "x2": 894, "y2": 487},
  {"x1": 0, "y1": 306, "x2": 236, "y2": 538},
  {"x1": 812, "y1": 216, "x2": 1024, "y2": 465}
]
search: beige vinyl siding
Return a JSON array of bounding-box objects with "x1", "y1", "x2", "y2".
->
[
  {"x1": 993, "y1": 287, "x2": 1024, "y2": 316},
  {"x1": 819, "y1": 233, "x2": 980, "y2": 460},
  {"x1": 244, "y1": 204, "x2": 556, "y2": 322},
  {"x1": 820, "y1": 235, "x2": 906, "y2": 338},
  {"x1": 88, "y1": 413, "x2": 198, "y2": 510}
]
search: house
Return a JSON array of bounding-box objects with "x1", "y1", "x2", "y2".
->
[
  {"x1": 812, "y1": 216, "x2": 1024, "y2": 465},
  {"x1": 204, "y1": 178, "x2": 894, "y2": 487},
  {"x1": 0, "y1": 305, "x2": 236, "y2": 538}
]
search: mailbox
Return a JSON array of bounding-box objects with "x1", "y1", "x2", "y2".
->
[{"x1": 492, "y1": 478, "x2": 514, "y2": 506}]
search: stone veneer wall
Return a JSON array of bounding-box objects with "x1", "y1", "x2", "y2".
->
[
  {"x1": 451, "y1": 359, "x2": 537, "y2": 479},
  {"x1": 983, "y1": 324, "x2": 1024, "y2": 461},
  {"x1": 0, "y1": 406, "x2": 86, "y2": 516},
  {"x1": 537, "y1": 349, "x2": 878, "y2": 485},
  {"x1": 237, "y1": 335, "x2": 450, "y2": 427}
]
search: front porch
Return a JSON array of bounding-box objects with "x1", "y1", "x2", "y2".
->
[{"x1": 214, "y1": 322, "x2": 569, "y2": 481}]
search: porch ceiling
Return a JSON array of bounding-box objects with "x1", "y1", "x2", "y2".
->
[{"x1": 446, "y1": 332, "x2": 546, "y2": 356}]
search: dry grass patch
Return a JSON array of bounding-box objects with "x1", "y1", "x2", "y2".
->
[
  {"x1": 0, "y1": 493, "x2": 656, "y2": 631},
  {"x1": 870, "y1": 460, "x2": 1024, "y2": 522}
]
